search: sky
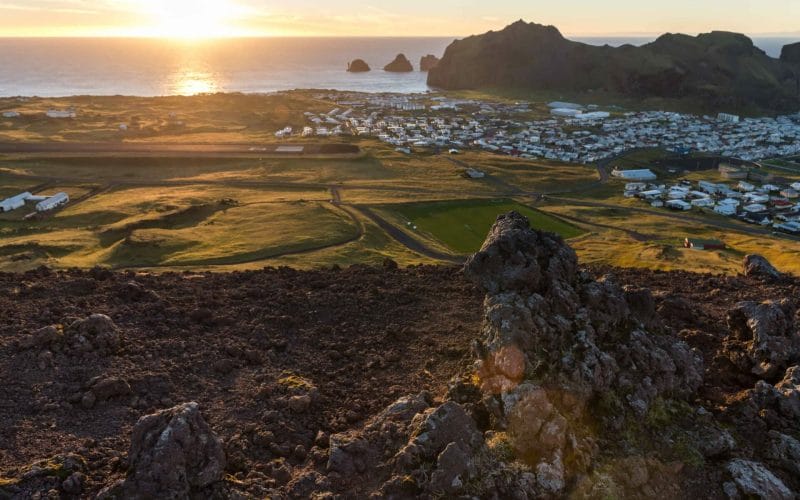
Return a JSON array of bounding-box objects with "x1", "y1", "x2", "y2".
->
[{"x1": 0, "y1": 0, "x2": 799, "y2": 38}]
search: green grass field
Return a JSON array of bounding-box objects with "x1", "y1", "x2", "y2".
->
[{"x1": 384, "y1": 199, "x2": 586, "y2": 255}]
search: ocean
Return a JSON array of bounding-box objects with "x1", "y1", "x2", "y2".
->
[{"x1": 0, "y1": 36, "x2": 796, "y2": 98}]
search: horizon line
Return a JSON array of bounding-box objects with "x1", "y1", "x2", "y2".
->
[{"x1": 0, "y1": 32, "x2": 798, "y2": 40}]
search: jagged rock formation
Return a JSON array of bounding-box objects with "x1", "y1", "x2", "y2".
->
[
  {"x1": 419, "y1": 54, "x2": 440, "y2": 71},
  {"x1": 428, "y1": 20, "x2": 800, "y2": 113},
  {"x1": 100, "y1": 402, "x2": 226, "y2": 498},
  {"x1": 726, "y1": 299, "x2": 799, "y2": 378},
  {"x1": 744, "y1": 254, "x2": 783, "y2": 281},
  {"x1": 384, "y1": 54, "x2": 414, "y2": 72},
  {"x1": 346, "y1": 59, "x2": 371, "y2": 72}
]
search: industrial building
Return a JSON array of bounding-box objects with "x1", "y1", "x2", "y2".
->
[
  {"x1": 0, "y1": 192, "x2": 32, "y2": 212},
  {"x1": 611, "y1": 169, "x2": 657, "y2": 181},
  {"x1": 36, "y1": 192, "x2": 69, "y2": 212}
]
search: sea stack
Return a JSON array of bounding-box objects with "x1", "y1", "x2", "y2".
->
[
  {"x1": 419, "y1": 54, "x2": 440, "y2": 71},
  {"x1": 347, "y1": 59, "x2": 371, "y2": 72},
  {"x1": 384, "y1": 54, "x2": 414, "y2": 72}
]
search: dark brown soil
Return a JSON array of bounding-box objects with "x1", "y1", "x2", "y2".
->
[{"x1": 0, "y1": 264, "x2": 798, "y2": 497}]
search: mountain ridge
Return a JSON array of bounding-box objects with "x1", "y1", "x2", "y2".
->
[{"x1": 428, "y1": 20, "x2": 800, "y2": 113}]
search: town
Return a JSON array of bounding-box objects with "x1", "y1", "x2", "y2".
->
[
  {"x1": 616, "y1": 166, "x2": 800, "y2": 234},
  {"x1": 284, "y1": 92, "x2": 800, "y2": 164}
]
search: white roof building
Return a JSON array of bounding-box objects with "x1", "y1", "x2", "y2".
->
[
  {"x1": 0, "y1": 192, "x2": 32, "y2": 212},
  {"x1": 612, "y1": 169, "x2": 657, "y2": 181},
  {"x1": 36, "y1": 192, "x2": 69, "y2": 212}
]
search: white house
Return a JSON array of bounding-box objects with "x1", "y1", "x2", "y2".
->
[
  {"x1": 691, "y1": 197, "x2": 715, "y2": 208},
  {"x1": 46, "y1": 109, "x2": 76, "y2": 119},
  {"x1": 548, "y1": 102, "x2": 583, "y2": 110},
  {"x1": 743, "y1": 203, "x2": 768, "y2": 213},
  {"x1": 666, "y1": 199, "x2": 691, "y2": 211},
  {"x1": 551, "y1": 108, "x2": 582, "y2": 118},
  {"x1": 738, "y1": 181, "x2": 755, "y2": 192},
  {"x1": 2, "y1": 111, "x2": 20, "y2": 118},
  {"x1": 718, "y1": 113, "x2": 740, "y2": 123},
  {"x1": 35, "y1": 192, "x2": 69, "y2": 212},
  {"x1": 714, "y1": 203, "x2": 738, "y2": 216}
]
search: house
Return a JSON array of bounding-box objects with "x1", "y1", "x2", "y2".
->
[
  {"x1": 2, "y1": 111, "x2": 20, "y2": 118},
  {"x1": 780, "y1": 188, "x2": 798, "y2": 199},
  {"x1": 35, "y1": 192, "x2": 69, "y2": 212},
  {"x1": 714, "y1": 203, "x2": 738, "y2": 216},
  {"x1": 611, "y1": 169, "x2": 657, "y2": 181},
  {"x1": 691, "y1": 197, "x2": 715, "y2": 208},
  {"x1": 666, "y1": 199, "x2": 691, "y2": 211},
  {"x1": 737, "y1": 181, "x2": 755, "y2": 192},
  {"x1": 718, "y1": 113, "x2": 740, "y2": 123},
  {"x1": 465, "y1": 168, "x2": 486, "y2": 179},
  {"x1": 46, "y1": 109, "x2": 76, "y2": 119},
  {"x1": 684, "y1": 238, "x2": 726, "y2": 250}
]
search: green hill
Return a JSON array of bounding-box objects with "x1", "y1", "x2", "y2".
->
[{"x1": 428, "y1": 20, "x2": 800, "y2": 114}]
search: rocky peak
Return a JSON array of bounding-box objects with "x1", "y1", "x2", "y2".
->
[{"x1": 383, "y1": 53, "x2": 414, "y2": 72}]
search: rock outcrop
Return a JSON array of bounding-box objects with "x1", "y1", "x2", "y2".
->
[
  {"x1": 726, "y1": 299, "x2": 799, "y2": 378},
  {"x1": 781, "y1": 42, "x2": 800, "y2": 65},
  {"x1": 460, "y1": 211, "x2": 703, "y2": 493},
  {"x1": 743, "y1": 254, "x2": 783, "y2": 281},
  {"x1": 428, "y1": 20, "x2": 800, "y2": 113},
  {"x1": 346, "y1": 59, "x2": 371, "y2": 72},
  {"x1": 419, "y1": 54, "x2": 440, "y2": 71},
  {"x1": 384, "y1": 54, "x2": 413, "y2": 72},
  {"x1": 100, "y1": 402, "x2": 226, "y2": 498}
]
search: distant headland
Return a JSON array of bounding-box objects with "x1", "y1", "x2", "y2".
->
[{"x1": 428, "y1": 20, "x2": 800, "y2": 114}]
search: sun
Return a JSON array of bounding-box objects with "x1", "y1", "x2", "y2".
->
[{"x1": 145, "y1": 0, "x2": 239, "y2": 39}]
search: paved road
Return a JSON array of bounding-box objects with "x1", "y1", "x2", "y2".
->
[{"x1": 352, "y1": 206, "x2": 465, "y2": 264}]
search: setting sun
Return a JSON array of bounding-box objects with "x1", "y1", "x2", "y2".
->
[{"x1": 141, "y1": 0, "x2": 240, "y2": 38}]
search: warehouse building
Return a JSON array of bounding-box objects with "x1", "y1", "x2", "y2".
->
[{"x1": 35, "y1": 192, "x2": 69, "y2": 212}]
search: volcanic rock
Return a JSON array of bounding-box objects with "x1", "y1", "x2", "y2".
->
[
  {"x1": 384, "y1": 54, "x2": 414, "y2": 72},
  {"x1": 725, "y1": 459, "x2": 793, "y2": 500},
  {"x1": 743, "y1": 254, "x2": 783, "y2": 281},
  {"x1": 726, "y1": 299, "x2": 799, "y2": 378},
  {"x1": 419, "y1": 54, "x2": 440, "y2": 71},
  {"x1": 347, "y1": 59, "x2": 371, "y2": 72},
  {"x1": 101, "y1": 402, "x2": 226, "y2": 498},
  {"x1": 463, "y1": 211, "x2": 703, "y2": 492},
  {"x1": 66, "y1": 314, "x2": 121, "y2": 354}
]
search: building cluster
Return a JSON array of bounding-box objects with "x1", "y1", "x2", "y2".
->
[
  {"x1": 0, "y1": 191, "x2": 69, "y2": 214},
  {"x1": 273, "y1": 93, "x2": 800, "y2": 164},
  {"x1": 624, "y1": 175, "x2": 800, "y2": 234}
]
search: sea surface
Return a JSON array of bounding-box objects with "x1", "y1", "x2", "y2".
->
[{"x1": 0, "y1": 36, "x2": 796, "y2": 97}]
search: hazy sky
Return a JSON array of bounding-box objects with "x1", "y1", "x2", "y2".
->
[{"x1": 1, "y1": 0, "x2": 799, "y2": 37}]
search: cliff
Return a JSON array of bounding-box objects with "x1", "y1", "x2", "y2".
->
[
  {"x1": 428, "y1": 20, "x2": 800, "y2": 113},
  {"x1": 420, "y1": 54, "x2": 440, "y2": 72}
]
